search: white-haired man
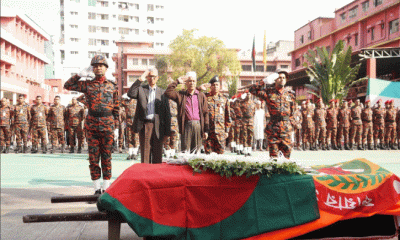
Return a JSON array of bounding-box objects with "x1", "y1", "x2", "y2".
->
[{"x1": 165, "y1": 72, "x2": 209, "y2": 153}]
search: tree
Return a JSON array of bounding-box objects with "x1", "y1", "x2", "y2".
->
[
  {"x1": 302, "y1": 40, "x2": 366, "y2": 103},
  {"x1": 161, "y1": 29, "x2": 242, "y2": 87}
]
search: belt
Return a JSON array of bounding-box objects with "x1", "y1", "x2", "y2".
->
[
  {"x1": 352, "y1": 117, "x2": 360, "y2": 120},
  {"x1": 364, "y1": 120, "x2": 372, "y2": 123},
  {"x1": 387, "y1": 120, "x2": 395, "y2": 123},
  {"x1": 144, "y1": 119, "x2": 155, "y2": 123},
  {"x1": 186, "y1": 120, "x2": 200, "y2": 124},
  {"x1": 271, "y1": 116, "x2": 290, "y2": 121},
  {"x1": 88, "y1": 110, "x2": 112, "y2": 117}
]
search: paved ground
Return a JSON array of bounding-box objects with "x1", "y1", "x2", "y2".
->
[{"x1": 1, "y1": 149, "x2": 400, "y2": 240}]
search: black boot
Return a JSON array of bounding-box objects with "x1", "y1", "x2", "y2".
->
[
  {"x1": 0, "y1": 146, "x2": 5, "y2": 153},
  {"x1": 357, "y1": 144, "x2": 364, "y2": 150},
  {"x1": 42, "y1": 144, "x2": 47, "y2": 154},
  {"x1": 31, "y1": 145, "x2": 38, "y2": 153},
  {"x1": 126, "y1": 154, "x2": 132, "y2": 160},
  {"x1": 23, "y1": 145, "x2": 27, "y2": 153},
  {"x1": 50, "y1": 145, "x2": 55, "y2": 154},
  {"x1": 326, "y1": 144, "x2": 331, "y2": 150},
  {"x1": 77, "y1": 146, "x2": 82, "y2": 153},
  {"x1": 4, "y1": 146, "x2": 9, "y2": 154},
  {"x1": 368, "y1": 144, "x2": 373, "y2": 150},
  {"x1": 69, "y1": 147, "x2": 74, "y2": 153},
  {"x1": 391, "y1": 143, "x2": 397, "y2": 150},
  {"x1": 15, "y1": 145, "x2": 21, "y2": 153},
  {"x1": 344, "y1": 144, "x2": 350, "y2": 150},
  {"x1": 374, "y1": 143, "x2": 378, "y2": 150},
  {"x1": 302, "y1": 143, "x2": 306, "y2": 151},
  {"x1": 61, "y1": 144, "x2": 65, "y2": 153}
]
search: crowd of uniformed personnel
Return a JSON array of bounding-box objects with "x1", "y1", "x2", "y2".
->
[{"x1": 1, "y1": 83, "x2": 400, "y2": 157}]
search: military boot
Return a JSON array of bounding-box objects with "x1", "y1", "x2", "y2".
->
[
  {"x1": 50, "y1": 145, "x2": 55, "y2": 154},
  {"x1": 302, "y1": 143, "x2": 306, "y2": 151},
  {"x1": 326, "y1": 144, "x2": 331, "y2": 150},
  {"x1": 391, "y1": 143, "x2": 397, "y2": 150},
  {"x1": 69, "y1": 146, "x2": 75, "y2": 153},
  {"x1": 357, "y1": 144, "x2": 364, "y2": 150},
  {"x1": 23, "y1": 145, "x2": 28, "y2": 153},
  {"x1": 368, "y1": 144, "x2": 373, "y2": 150},
  {"x1": 61, "y1": 144, "x2": 65, "y2": 153},
  {"x1": 31, "y1": 145, "x2": 38, "y2": 153},
  {"x1": 15, "y1": 145, "x2": 21, "y2": 153},
  {"x1": 77, "y1": 145, "x2": 82, "y2": 153},
  {"x1": 4, "y1": 146, "x2": 10, "y2": 154}
]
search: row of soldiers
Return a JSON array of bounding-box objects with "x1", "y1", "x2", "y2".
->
[{"x1": 291, "y1": 98, "x2": 400, "y2": 151}]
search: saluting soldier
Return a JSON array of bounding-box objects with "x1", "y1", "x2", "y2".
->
[
  {"x1": 66, "y1": 98, "x2": 84, "y2": 153},
  {"x1": 373, "y1": 99, "x2": 386, "y2": 150},
  {"x1": 13, "y1": 94, "x2": 30, "y2": 153},
  {"x1": 239, "y1": 91, "x2": 254, "y2": 156},
  {"x1": 30, "y1": 95, "x2": 48, "y2": 153},
  {"x1": 64, "y1": 55, "x2": 119, "y2": 195},
  {"x1": 337, "y1": 100, "x2": 351, "y2": 150},
  {"x1": 47, "y1": 96, "x2": 66, "y2": 153},
  {"x1": 326, "y1": 99, "x2": 338, "y2": 150},
  {"x1": 249, "y1": 70, "x2": 295, "y2": 159},
  {"x1": 361, "y1": 100, "x2": 373, "y2": 150},
  {"x1": 122, "y1": 97, "x2": 140, "y2": 160},
  {"x1": 0, "y1": 98, "x2": 13, "y2": 153},
  {"x1": 313, "y1": 99, "x2": 327, "y2": 150},
  {"x1": 384, "y1": 99, "x2": 397, "y2": 150},
  {"x1": 291, "y1": 102, "x2": 302, "y2": 150},
  {"x1": 349, "y1": 99, "x2": 363, "y2": 150}
]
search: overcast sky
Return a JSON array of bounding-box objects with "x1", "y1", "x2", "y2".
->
[{"x1": 2, "y1": 0, "x2": 352, "y2": 50}]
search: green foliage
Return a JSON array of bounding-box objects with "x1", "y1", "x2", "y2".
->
[
  {"x1": 165, "y1": 29, "x2": 242, "y2": 86},
  {"x1": 227, "y1": 76, "x2": 238, "y2": 97},
  {"x1": 188, "y1": 159, "x2": 306, "y2": 178},
  {"x1": 155, "y1": 55, "x2": 169, "y2": 89},
  {"x1": 303, "y1": 40, "x2": 365, "y2": 104}
]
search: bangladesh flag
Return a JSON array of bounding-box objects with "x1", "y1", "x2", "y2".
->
[{"x1": 97, "y1": 163, "x2": 319, "y2": 239}]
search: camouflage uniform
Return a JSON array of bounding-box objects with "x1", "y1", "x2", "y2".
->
[
  {"x1": 64, "y1": 74, "x2": 119, "y2": 181},
  {"x1": 373, "y1": 106, "x2": 385, "y2": 149},
  {"x1": 47, "y1": 104, "x2": 66, "y2": 149},
  {"x1": 349, "y1": 105, "x2": 363, "y2": 149},
  {"x1": 233, "y1": 99, "x2": 244, "y2": 152},
  {"x1": 291, "y1": 108, "x2": 302, "y2": 149},
  {"x1": 66, "y1": 104, "x2": 84, "y2": 151},
  {"x1": 13, "y1": 103, "x2": 30, "y2": 152},
  {"x1": 30, "y1": 104, "x2": 48, "y2": 152},
  {"x1": 337, "y1": 107, "x2": 350, "y2": 149},
  {"x1": 385, "y1": 107, "x2": 397, "y2": 149},
  {"x1": 227, "y1": 101, "x2": 236, "y2": 150},
  {"x1": 122, "y1": 99, "x2": 139, "y2": 149},
  {"x1": 249, "y1": 82, "x2": 295, "y2": 159},
  {"x1": 313, "y1": 105, "x2": 327, "y2": 149},
  {"x1": 204, "y1": 92, "x2": 231, "y2": 154},
  {"x1": 396, "y1": 109, "x2": 400, "y2": 149},
  {"x1": 326, "y1": 106, "x2": 338, "y2": 149},
  {"x1": 361, "y1": 106, "x2": 373, "y2": 149},
  {"x1": 0, "y1": 105, "x2": 13, "y2": 151},
  {"x1": 164, "y1": 99, "x2": 179, "y2": 151},
  {"x1": 302, "y1": 108, "x2": 315, "y2": 150}
]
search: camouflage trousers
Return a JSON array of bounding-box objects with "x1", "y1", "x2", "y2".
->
[
  {"x1": 14, "y1": 123, "x2": 29, "y2": 146},
  {"x1": 373, "y1": 124, "x2": 385, "y2": 144},
  {"x1": 326, "y1": 127, "x2": 337, "y2": 146},
  {"x1": 350, "y1": 124, "x2": 363, "y2": 145},
  {"x1": 87, "y1": 128, "x2": 114, "y2": 181},
  {"x1": 234, "y1": 120, "x2": 243, "y2": 145},
  {"x1": 31, "y1": 125, "x2": 47, "y2": 146},
  {"x1": 302, "y1": 127, "x2": 315, "y2": 145},
  {"x1": 266, "y1": 121, "x2": 293, "y2": 159},
  {"x1": 362, "y1": 123, "x2": 373, "y2": 144},
  {"x1": 0, "y1": 125, "x2": 11, "y2": 146},
  {"x1": 164, "y1": 129, "x2": 179, "y2": 150},
  {"x1": 294, "y1": 128, "x2": 301, "y2": 147},
  {"x1": 204, "y1": 131, "x2": 226, "y2": 154},
  {"x1": 337, "y1": 126, "x2": 350, "y2": 146},
  {"x1": 68, "y1": 125, "x2": 83, "y2": 148},
  {"x1": 227, "y1": 125, "x2": 235, "y2": 144},
  {"x1": 126, "y1": 125, "x2": 139, "y2": 148},
  {"x1": 50, "y1": 128, "x2": 65, "y2": 145},
  {"x1": 118, "y1": 126, "x2": 125, "y2": 148},
  {"x1": 385, "y1": 125, "x2": 396, "y2": 145},
  {"x1": 240, "y1": 124, "x2": 254, "y2": 147},
  {"x1": 314, "y1": 126, "x2": 327, "y2": 145}
]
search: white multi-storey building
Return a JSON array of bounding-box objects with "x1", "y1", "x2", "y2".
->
[{"x1": 59, "y1": 0, "x2": 167, "y2": 80}]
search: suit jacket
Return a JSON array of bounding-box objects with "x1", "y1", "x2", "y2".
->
[{"x1": 127, "y1": 80, "x2": 171, "y2": 139}]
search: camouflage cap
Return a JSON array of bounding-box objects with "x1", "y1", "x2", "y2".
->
[{"x1": 91, "y1": 55, "x2": 108, "y2": 68}]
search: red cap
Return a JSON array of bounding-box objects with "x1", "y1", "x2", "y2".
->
[
  {"x1": 365, "y1": 100, "x2": 370, "y2": 103},
  {"x1": 348, "y1": 99, "x2": 353, "y2": 103},
  {"x1": 237, "y1": 93, "x2": 242, "y2": 98},
  {"x1": 390, "y1": 99, "x2": 394, "y2": 103},
  {"x1": 385, "y1": 100, "x2": 389, "y2": 105}
]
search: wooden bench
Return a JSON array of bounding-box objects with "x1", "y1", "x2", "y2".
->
[{"x1": 22, "y1": 194, "x2": 126, "y2": 240}]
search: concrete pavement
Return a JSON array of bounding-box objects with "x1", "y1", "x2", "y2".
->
[{"x1": 1, "y1": 149, "x2": 400, "y2": 239}]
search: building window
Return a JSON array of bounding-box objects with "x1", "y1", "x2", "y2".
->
[
  {"x1": 340, "y1": 13, "x2": 346, "y2": 23},
  {"x1": 101, "y1": 27, "x2": 109, "y2": 33},
  {"x1": 128, "y1": 75, "x2": 140, "y2": 83},
  {"x1": 88, "y1": 38, "x2": 97, "y2": 46},
  {"x1": 349, "y1": 7, "x2": 358, "y2": 18},
  {"x1": 307, "y1": 31, "x2": 311, "y2": 40},
  {"x1": 70, "y1": 51, "x2": 78, "y2": 54},
  {"x1": 300, "y1": 35, "x2": 304, "y2": 44},
  {"x1": 147, "y1": 29, "x2": 154, "y2": 36},
  {"x1": 118, "y1": 2, "x2": 128, "y2": 9},
  {"x1": 355, "y1": 34, "x2": 359, "y2": 46},
  {"x1": 371, "y1": 27, "x2": 375, "y2": 41},
  {"x1": 98, "y1": 14, "x2": 109, "y2": 20},
  {"x1": 362, "y1": 1, "x2": 369, "y2": 12},
  {"x1": 389, "y1": 19, "x2": 399, "y2": 34},
  {"x1": 100, "y1": 1, "x2": 108, "y2": 7},
  {"x1": 88, "y1": 12, "x2": 96, "y2": 19},
  {"x1": 141, "y1": 59, "x2": 148, "y2": 66},
  {"x1": 133, "y1": 16, "x2": 139, "y2": 22},
  {"x1": 295, "y1": 58, "x2": 301, "y2": 67},
  {"x1": 100, "y1": 39, "x2": 109, "y2": 46},
  {"x1": 88, "y1": 51, "x2": 97, "y2": 58},
  {"x1": 266, "y1": 65, "x2": 277, "y2": 72},
  {"x1": 134, "y1": 29, "x2": 139, "y2": 35},
  {"x1": 88, "y1": 25, "x2": 96, "y2": 33},
  {"x1": 70, "y1": 11, "x2": 78, "y2": 15},
  {"x1": 255, "y1": 65, "x2": 264, "y2": 72},
  {"x1": 242, "y1": 65, "x2": 252, "y2": 71},
  {"x1": 88, "y1": 0, "x2": 96, "y2": 6},
  {"x1": 70, "y1": 38, "x2": 79, "y2": 42},
  {"x1": 147, "y1": 17, "x2": 154, "y2": 24},
  {"x1": 119, "y1": 27, "x2": 129, "y2": 35},
  {"x1": 373, "y1": 0, "x2": 383, "y2": 7},
  {"x1": 118, "y1": 15, "x2": 129, "y2": 22},
  {"x1": 280, "y1": 65, "x2": 289, "y2": 69},
  {"x1": 70, "y1": 24, "x2": 78, "y2": 29},
  {"x1": 132, "y1": 58, "x2": 138, "y2": 65},
  {"x1": 147, "y1": 4, "x2": 154, "y2": 11},
  {"x1": 149, "y1": 59, "x2": 156, "y2": 66},
  {"x1": 132, "y1": 3, "x2": 139, "y2": 9}
]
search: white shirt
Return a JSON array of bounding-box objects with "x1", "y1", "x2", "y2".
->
[
  {"x1": 253, "y1": 108, "x2": 265, "y2": 140},
  {"x1": 146, "y1": 85, "x2": 157, "y2": 120}
]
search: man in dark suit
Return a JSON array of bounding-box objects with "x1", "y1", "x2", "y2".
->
[{"x1": 127, "y1": 69, "x2": 171, "y2": 164}]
